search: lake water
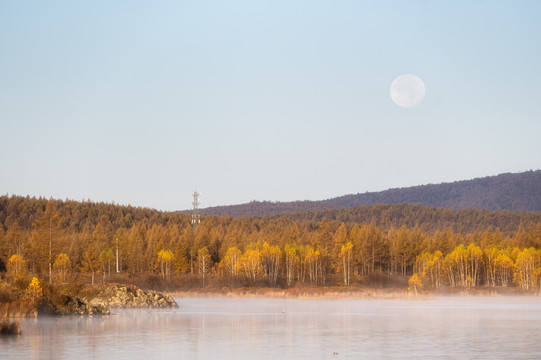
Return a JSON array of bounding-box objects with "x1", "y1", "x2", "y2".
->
[{"x1": 2, "y1": 296, "x2": 541, "y2": 359}]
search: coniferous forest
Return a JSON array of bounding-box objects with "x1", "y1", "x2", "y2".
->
[
  {"x1": 200, "y1": 170, "x2": 541, "y2": 217},
  {"x1": 2, "y1": 194, "x2": 541, "y2": 293}
]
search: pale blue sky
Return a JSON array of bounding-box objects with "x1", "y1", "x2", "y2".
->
[{"x1": 1, "y1": 1, "x2": 540, "y2": 211}]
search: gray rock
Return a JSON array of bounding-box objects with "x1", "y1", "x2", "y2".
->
[
  {"x1": 40, "y1": 295, "x2": 110, "y2": 316},
  {"x1": 87, "y1": 284, "x2": 178, "y2": 309}
]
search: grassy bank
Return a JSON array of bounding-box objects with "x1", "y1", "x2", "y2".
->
[
  {"x1": 171, "y1": 286, "x2": 415, "y2": 299},
  {"x1": 0, "y1": 280, "x2": 38, "y2": 318},
  {"x1": 169, "y1": 285, "x2": 539, "y2": 299},
  {"x1": 0, "y1": 279, "x2": 103, "y2": 317}
]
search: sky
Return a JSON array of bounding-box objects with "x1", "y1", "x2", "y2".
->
[{"x1": 1, "y1": 1, "x2": 540, "y2": 211}]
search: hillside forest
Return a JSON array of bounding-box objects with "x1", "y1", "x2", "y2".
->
[
  {"x1": 200, "y1": 170, "x2": 541, "y2": 216},
  {"x1": 2, "y1": 195, "x2": 541, "y2": 292}
]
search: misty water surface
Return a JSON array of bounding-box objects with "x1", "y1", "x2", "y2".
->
[{"x1": 2, "y1": 296, "x2": 541, "y2": 359}]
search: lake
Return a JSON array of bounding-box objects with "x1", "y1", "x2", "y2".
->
[{"x1": 2, "y1": 296, "x2": 541, "y2": 359}]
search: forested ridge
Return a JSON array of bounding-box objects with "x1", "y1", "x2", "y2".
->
[
  {"x1": 200, "y1": 170, "x2": 541, "y2": 217},
  {"x1": 2, "y1": 194, "x2": 541, "y2": 292}
]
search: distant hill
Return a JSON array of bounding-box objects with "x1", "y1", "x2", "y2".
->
[{"x1": 199, "y1": 170, "x2": 541, "y2": 217}]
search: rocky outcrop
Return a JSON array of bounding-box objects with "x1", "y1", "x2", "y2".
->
[
  {"x1": 1, "y1": 283, "x2": 176, "y2": 317},
  {"x1": 38, "y1": 283, "x2": 178, "y2": 315},
  {"x1": 38, "y1": 295, "x2": 110, "y2": 316},
  {"x1": 57, "y1": 295, "x2": 110, "y2": 315},
  {"x1": 86, "y1": 285, "x2": 178, "y2": 309}
]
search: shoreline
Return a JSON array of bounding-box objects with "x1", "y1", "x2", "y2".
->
[{"x1": 167, "y1": 286, "x2": 538, "y2": 300}]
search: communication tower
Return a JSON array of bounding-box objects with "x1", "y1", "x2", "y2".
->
[{"x1": 191, "y1": 190, "x2": 201, "y2": 228}]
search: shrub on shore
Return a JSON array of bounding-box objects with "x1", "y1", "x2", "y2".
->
[{"x1": 0, "y1": 319, "x2": 21, "y2": 335}]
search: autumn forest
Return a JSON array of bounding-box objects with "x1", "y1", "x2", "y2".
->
[{"x1": 2, "y1": 195, "x2": 541, "y2": 293}]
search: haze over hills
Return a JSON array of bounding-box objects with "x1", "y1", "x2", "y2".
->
[{"x1": 199, "y1": 170, "x2": 541, "y2": 217}]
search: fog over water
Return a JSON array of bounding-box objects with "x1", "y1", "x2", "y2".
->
[{"x1": 2, "y1": 297, "x2": 541, "y2": 359}]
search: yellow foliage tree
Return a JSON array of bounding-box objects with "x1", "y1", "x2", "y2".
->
[
  {"x1": 7, "y1": 254, "x2": 26, "y2": 276},
  {"x1": 467, "y1": 244, "x2": 483, "y2": 287},
  {"x1": 415, "y1": 251, "x2": 443, "y2": 288},
  {"x1": 305, "y1": 246, "x2": 321, "y2": 285},
  {"x1": 53, "y1": 253, "x2": 71, "y2": 283},
  {"x1": 284, "y1": 243, "x2": 299, "y2": 287},
  {"x1": 514, "y1": 248, "x2": 539, "y2": 290},
  {"x1": 220, "y1": 246, "x2": 241, "y2": 283},
  {"x1": 408, "y1": 273, "x2": 422, "y2": 295},
  {"x1": 240, "y1": 248, "x2": 262, "y2": 284},
  {"x1": 332, "y1": 223, "x2": 348, "y2": 266},
  {"x1": 157, "y1": 249, "x2": 174, "y2": 280},
  {"x1": 197, "y1": 247, "x2": 212, "y2": 286},
  {"x1": 340, "y1": 242, "x2": 353, "y2": 286},
  {"x1": 99, "y1": 248, "x2": 115, "y2": 279},
  {"x1": 261, "y1": 242, "x2": 281, "y2": 286},
  {"x1": 494, "y1": 253, "x2": 515, "y2": 287},
  {"x1": 26, "y1": 277, "x2": 43, "y2": 302}
]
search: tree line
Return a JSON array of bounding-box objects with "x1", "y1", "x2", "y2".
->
[{"x1": 1, "y1": 195, "x2": 541, "y2": 290}]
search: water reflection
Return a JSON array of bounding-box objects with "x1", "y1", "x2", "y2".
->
[{"x1": 3, "y1": 297, "x2": 541, "y2": 359}]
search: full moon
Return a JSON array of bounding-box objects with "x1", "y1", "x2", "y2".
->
[{"x1": 390, "y1": 74, "x2": 425, "y2": 108}]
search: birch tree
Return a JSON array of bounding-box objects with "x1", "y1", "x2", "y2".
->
[
  {"x1": 340, "y1": 242, "x2": 353, "y2": 285},
  {"x1": 197, "y1": 247, "x2": 212, "y2": 286}
]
